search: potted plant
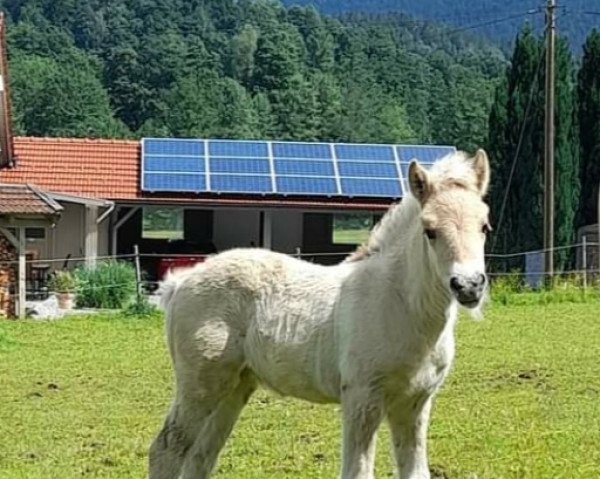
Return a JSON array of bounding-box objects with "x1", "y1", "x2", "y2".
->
[{"x1": 49, "y1": 270, "x2": 77, "y2": 310}]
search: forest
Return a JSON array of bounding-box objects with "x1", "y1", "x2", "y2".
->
[
  {"x1": 282, "y1": 0, "x2": 596, "y2": 51},
  {"x1": 2, "y1": 0, "x2": 504, "y2": 152},
  {"x1": 0, "y1": 0, "x2": 598, "y2": 266}
]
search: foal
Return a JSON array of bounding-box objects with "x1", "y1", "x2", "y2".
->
[{"x1": 149, "y1": 149, "x2": 491, "y2": 479}]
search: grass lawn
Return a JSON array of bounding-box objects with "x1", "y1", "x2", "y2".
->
[
  {"x1": 1, "y1": 303, "x2": 599, "y2": 478},
  {"x1": 332, "y1": 228, "x2": 371, "y2": 245}
]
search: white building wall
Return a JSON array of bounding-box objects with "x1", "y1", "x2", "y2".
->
[
  {"x1": 50, "y1": 202, "x2": 85, "y2": 266},
  {"x1": 213, "y1": 209, "x2": 261, "y2": 251},
  {"x1": 271, "y1": 210, "x2": 303, "y2": 254}
]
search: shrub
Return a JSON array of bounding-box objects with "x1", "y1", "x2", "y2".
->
[
  {"x1": 74, "y1": 261, "x2": 136, "y2": 309},
  {"x1": 48, "y1": 270, "x2": 77, "y2": 293},
  {"x1": 123, "y1": 295, "x2": 161, "y2": 318}
]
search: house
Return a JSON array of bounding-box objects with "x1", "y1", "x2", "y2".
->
[
  {"x1": 0, "y1": 137, "x2": 456, "y2": 287},
  {"x1": 0, "y1": 183, "x2": 63, "y2": 317}
]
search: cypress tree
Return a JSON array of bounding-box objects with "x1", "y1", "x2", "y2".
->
[
  {"x1": 487, "y1": 26, "x2": 544, "y2": 265},
  {"x1": 553, "y1": 37, "x2": 580, "y2": 269},
  {"x1": 487, "y1": 26, "x2": 580, "y2": 270},
  {"x1": 577, "y1": 30, "x2": 600, "y2": 229}
]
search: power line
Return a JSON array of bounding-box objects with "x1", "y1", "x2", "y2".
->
[
  {"x1": 490, "y1": 43, "x2": 547, "y2": 255},
  {"x1": 447, "y1": 9, "x2": 542, "y2": 34}
]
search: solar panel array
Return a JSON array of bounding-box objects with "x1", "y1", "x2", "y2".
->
[{"x1": 141, "y1": 139, "x2": 456, "y2": 198}]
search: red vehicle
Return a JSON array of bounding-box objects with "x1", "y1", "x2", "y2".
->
[
  {"x1": 155, "y1": 240, "x2": 217, "y2": 280},
  {"x1": 157, "y1": 255, "x2": 207, "y2": 280}
]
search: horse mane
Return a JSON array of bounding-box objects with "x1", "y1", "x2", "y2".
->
[{"x1": 345, "y1": 151, "x2": 480, "y2": 263}]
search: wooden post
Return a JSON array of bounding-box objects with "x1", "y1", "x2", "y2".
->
[
  {"x1": 262, "y1": 210, "x2": 272, "y2": 249},
  {"x1": 582, "y1": 235, "x2": 587, "y2": 290},
  {"x1": 18, "y1": 227, "x2": 26, "y2": 319},
  {"x1": 543, "y1": 0, "x2": 556, "y2": 285},
  {"x1": 84, "y1": 205, "x2": 99, "y2": 267},
  {"x1": 133, "y1": 244, "x2": 142, "y2": 303}
]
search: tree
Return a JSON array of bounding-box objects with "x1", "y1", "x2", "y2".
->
[
  {"x1": 577, "y1": 30, "x2": 600, "y2": 229},
  {"x1": 487, "y1": 26, "x2": 580, "y2": 271},
  {"x1": 487, "y1": 26, "x2": 544, "y2": 263},
  {"x1": 552, "y1": 37, "x2": 580, "y2": 269},
  {"x1": 10, "y1": 55, "x2": 129, "y2": 137}
]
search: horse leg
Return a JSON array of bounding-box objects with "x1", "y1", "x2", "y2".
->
[
  {"x1": 148, "y1": 390, "x2": 215, "y2": 479},
  {"x1": 179, "y1": 369, "x2": 256, "y2": 479},
  {"x1": 340, "y1": 385, "x2": 384, "y2": 479},
  {"x1": 387, "y1": 396, "x2": 433, "y2": 479}
]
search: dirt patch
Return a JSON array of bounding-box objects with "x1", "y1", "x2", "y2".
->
[{"x1": 488, "y1": 368, "x2": 553, "y2": 391}]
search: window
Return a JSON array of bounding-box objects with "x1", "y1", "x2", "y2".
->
[
  {"x1": 332, "y1": 213, "x2": 376, "y2": 245},
  {"x1": 142, "y1": 207, "x2": 184, "y2": 240},
  {"x1": 26, "y1": 228, "x2": 46, "y2": 240}
]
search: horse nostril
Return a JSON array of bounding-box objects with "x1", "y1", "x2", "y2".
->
[
  {"x1": 477, "y1": 274, "x2": 487, "y2": 287},
  {"x1": 450, "y1": 276, "x2": 463, "y2": 292}
]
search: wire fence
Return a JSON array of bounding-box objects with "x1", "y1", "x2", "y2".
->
[{"x1": 0, "y1": 241, "x2": 599, "y2": 311}]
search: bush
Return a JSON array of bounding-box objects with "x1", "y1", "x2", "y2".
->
[
  {"x1": 74, "y1": 261, "x2": 137, "y2": 309},
  {"x1": 48, "y1": 270, "x2": 77, "y2": 293},
  {"x1": 123, "y1": 296, "x2": 161, "y2": 318},
  {"x1": 489, "y1": 272, "x2": 600, "y2": 305}
]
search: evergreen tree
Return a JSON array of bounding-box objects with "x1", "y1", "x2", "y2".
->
[
  {"x1": 577, "y1": 30, "x2": 600, "y2": 229},
  {"x1": 487, "y1": 27, "x2": 580, "y2": 270},
  {"x1": 487, "y1": 26, "x2": 544, "y2": 262},
  {"x1": 553, "y1": 37, "x2": 580, "y2": 269}
]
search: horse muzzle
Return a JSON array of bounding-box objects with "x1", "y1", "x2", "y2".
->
[{"x1": 449, "y1": 273, "x2": 486, "y2": 308}]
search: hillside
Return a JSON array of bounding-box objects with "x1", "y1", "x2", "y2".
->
[
  {"x1": 281, "y1": 0, "x2": 596, "y2": 50},
  {"x1": 2, "y1": 0, "x2": 505, "y2": 150}
]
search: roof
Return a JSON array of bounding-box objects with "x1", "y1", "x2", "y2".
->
[
  {"x1": 0, "y1": 137, "x2": 393, "y2": 210},
  {"x1": 1, "y1": 137, "x2": 140, "y2": 200},
  {"x1": 0, "y1": 183, "x2": 63, "y2": 216}
]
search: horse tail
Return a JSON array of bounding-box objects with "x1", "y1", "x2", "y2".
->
[{"x1": 157, "y1": 270, "x2": 180, "y2": 312}]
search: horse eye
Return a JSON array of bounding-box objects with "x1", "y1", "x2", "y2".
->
[
  {"x1": 482, "y1": 223, "x2": 492, "y2": 234},
  {"x1": 425, "y1": 229, "x2": 437, "y2": 240}
]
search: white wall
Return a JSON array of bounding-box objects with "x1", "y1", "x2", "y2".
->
[
  {"x1": 50, "y1": 202, "x2": 85, "y2": 266},
  {"x1": 213, "y1": 209, "x2": 261, "y2": 251},
  {"x1": 271, "y1": 210, "x2": 303, "y2": 254}
]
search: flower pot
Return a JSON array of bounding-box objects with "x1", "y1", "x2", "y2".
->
[{"x1": 57, "y1": 292, "x2": 75, "y2": 310}]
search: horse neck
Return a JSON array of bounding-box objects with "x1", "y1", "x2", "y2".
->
[{"x1": 376, "y1": 198, "x2": 456, "y2": 340}]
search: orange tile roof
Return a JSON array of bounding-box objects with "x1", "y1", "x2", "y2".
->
[
  {"x1": 0, "y1": 183, "x2": 63, "y2": 216},
  {"x1": 0, "y1": 137, "x2": 140, "y2": 200}
]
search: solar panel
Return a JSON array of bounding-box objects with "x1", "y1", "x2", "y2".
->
[
  {"x1": 274, "y1": 159, "x2": 334, "y2": 176},
  {"x1": 397, "y1": 146, "x2": 454, "y2": 163},
  {"x1": 337, "y1": 161, "x2": 397, "y2": 178},
  {"x1": 272, "y1": 142, "x2": 331, "y2": 159},
  {"x1": 145, "y1": 156, "x2": 204, "y2": 173},
  {"x1": 144, "y1": 139, "x2": 204, "y2": 156},
  {"x1": 141, "y1": 138, "x2": 455, "y2": 198},
  {"x1": 143, "y1": 173, "x2": 205, "y2": 192},
  {"x1": 335, "y1": 144, "x2": 394, "y2": 162},
  {"x1": 211, "y1": 174, "x2": 272, "y2": 193},
  {"x1": 276, "y1": 176, "x2": 338, "y2": 195},
  {"x1": 210, "y1": 158, "x2": 270, "y2": 174},
  {"x1": 209, "y1": 140, "x2": 268, "y2": 158},
  {"x1": 341, "y1": 178, "x2": 402, "y2": 197}
]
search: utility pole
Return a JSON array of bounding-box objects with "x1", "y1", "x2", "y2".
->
[{"x1": 543, "y1": 0, "x2": 556, "y2": 284}]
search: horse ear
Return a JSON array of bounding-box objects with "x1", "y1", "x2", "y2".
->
[
  {"x1": 408, "y1": 161, "x2": 432, "y2": 204},
  {"x1": 472, "y1": 149, "x2": 490, "y2": 196}
]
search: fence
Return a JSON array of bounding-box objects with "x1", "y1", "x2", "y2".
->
[{"x1": 0, "y1": 241, "x2": 599, "y2": 318}]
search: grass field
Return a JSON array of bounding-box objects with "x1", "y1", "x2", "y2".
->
[
  {"x1": 1, "y1": 303, "x2": 599, "y2": 478},
  {"x1": 332, "y1": 228, "x2": 371, "y2": 245}
]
